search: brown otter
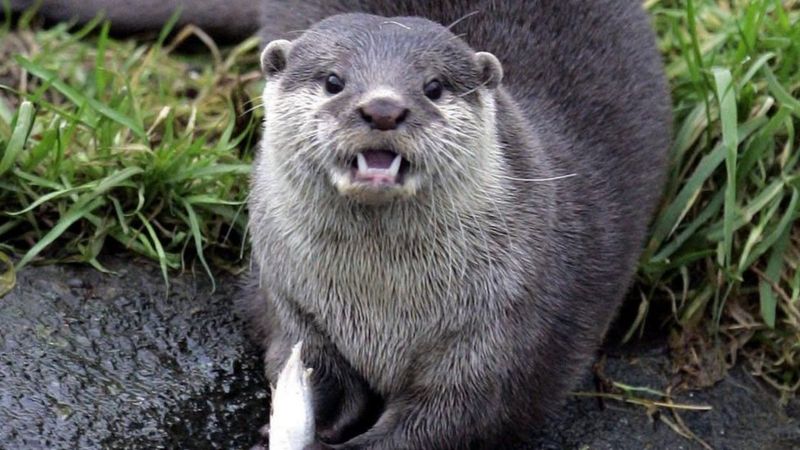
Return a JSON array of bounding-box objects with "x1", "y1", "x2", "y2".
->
[{"x1": 11, "y1": 1, "x2": 672, "y2": 448}]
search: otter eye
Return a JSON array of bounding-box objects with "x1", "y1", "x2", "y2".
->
[
  {"x1": 325, "y1": 74, "x2": 345, "y2": 94},
  {"x1": 423, "y1": 79, "x2": 443, "y2": 100}
]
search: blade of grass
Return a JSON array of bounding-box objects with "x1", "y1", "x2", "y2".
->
[
  {"x1": 711, "y1": 67, "x2": 738, "y2": 273},
  {"x1": 16, "y1": 56, "x2": 147, "y2": 141},
  {"x1": 15, "y1": 197, "x2": 106, "y2": 270},
  {"x1": 649, "y1": 117, "x2": 765, "y2": 249},
  {"x1": 742, "y1": 188, "x2": 799, "y2": 270},
  {"x1": 182, "y1": 199, "x2": 216, "y2": 291},
  {"x1": 137, "y1": 212, "x2": 171, "y2": 286},
  {"x1": 758, "y1": 225, "x2": 792, "y2": 328},
  {"x1": 0, "y1": 101, "x2": 35, "y2": 176}
]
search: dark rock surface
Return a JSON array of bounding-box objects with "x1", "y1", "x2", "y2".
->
[
  {"x1": 0, "y1": 259, "x2": 268, "y2": 449},
  {"x1": 1, "y1": 259, "x2": 797, "y2": 449}
]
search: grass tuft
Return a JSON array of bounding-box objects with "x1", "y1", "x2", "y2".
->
[
  {"x1": 0, "y1": 18, "x2": 263, "y2": 284},
  {"x1": 639, "y1": 0, "x2": 799, "y2": 400}
]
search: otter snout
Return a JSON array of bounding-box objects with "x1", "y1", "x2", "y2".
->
[{"x1": 358, "y1": 98, "x2": 409, "y2": 131}]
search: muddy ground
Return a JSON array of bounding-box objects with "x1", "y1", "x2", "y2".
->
[{"x1": 1, "y1": 258, "x2": 798, "y2": 449}]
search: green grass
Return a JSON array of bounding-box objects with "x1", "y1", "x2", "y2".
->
[
  {"x1": 1, "y1": 1, "x2": 799, "y2": 395},
  {"x1": 638, "y1": 0, "x2": 800, "y2": 399},
  {"x1": 0, "y1": 10, "x2": 263, "y2": 286}
]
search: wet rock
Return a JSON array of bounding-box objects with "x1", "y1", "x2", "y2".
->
[
  {"x1": 0, "y1": 258, "x2": 796, "y2": 449},
  {"x1": 0, "y1": 258, "x2": 269, "y2": 449},
  {"x1": 66, "y1": 278, "x2": 84, "y2": 289}
]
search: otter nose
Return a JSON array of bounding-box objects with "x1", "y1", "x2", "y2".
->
[{"x1": 358, "y1": 98, "x2": 409, "y2": 131}]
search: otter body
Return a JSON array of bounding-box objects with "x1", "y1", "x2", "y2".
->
[
  {"x1": 247, "y1": 5, "x2": 671, "y2": 448},
  {"x1": 13, "y1": 1, "x2": 672, "y2": 448}
]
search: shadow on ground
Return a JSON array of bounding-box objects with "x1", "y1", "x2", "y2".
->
[{"x1": 1, "y1": 259, "x2": 797, "y2": 449}]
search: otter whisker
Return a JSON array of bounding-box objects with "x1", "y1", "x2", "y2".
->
[
  {"x1": 446, "y1": 33, "x2": 468, "y2": 42},
  {"x1": 380, "y1": 20, "x2": 411, "y2": 30},
  {"x1": 427, "y1": 184, "x2": 456, "y2": 298},
  {"x1": 445, "y1": 10, "x2": 482, "y2": 32},
  {"x1": 431, "y1": 162, "x2": 467, "y2": 288},
  {"x1": 241, "y1": 101, "x2": 265, "y2": 117},
  {"x1": 470, "y1": 171, "x2": 579, "y2": 183},
  {"x1": 457, "y1": 81, "x2": 492, "y2": 98},
  {"x1": 498, "y1": 173, "x2": 578, "y2": 182}
]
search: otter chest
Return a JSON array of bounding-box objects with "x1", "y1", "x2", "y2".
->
[{"x1": 292, "y1": 237, "x2": 474, "y2": 394}]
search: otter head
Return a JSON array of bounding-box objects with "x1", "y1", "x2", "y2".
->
[{"x1": 257, "y1": 13, "x2": 503, "y2": 206}]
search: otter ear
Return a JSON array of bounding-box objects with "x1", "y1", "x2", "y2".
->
[
  {"x1": 261, "y1": 39, "x2": 293, "y2": 77},
  {"x1": 474, "y1": 52, "x2": 503, "y2": 89}
]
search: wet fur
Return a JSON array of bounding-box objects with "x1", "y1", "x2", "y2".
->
[{"x1": 16, "y1": 1, "x2": 672, "y2": 448}]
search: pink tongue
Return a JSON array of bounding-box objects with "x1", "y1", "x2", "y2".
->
[{"x1": 362, "y1": 150, "x2": 397, "y2": 169}]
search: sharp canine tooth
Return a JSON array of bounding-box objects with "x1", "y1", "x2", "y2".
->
[
  {"x1": 388, "y1": 154, "x2": 402, "y2": 177},
  {"x1": 356, "y1": 153, "x2": 368, "y2": 173}
]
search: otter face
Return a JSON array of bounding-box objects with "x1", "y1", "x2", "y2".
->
[{"x1": 258, "y1": 14, "x2": 503, "y2": 206}]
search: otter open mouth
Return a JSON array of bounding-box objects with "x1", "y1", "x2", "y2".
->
[
  {"x1": 350, "y1": 150, "x2": 410, "y2": 187},
  {"x1": 332, "y1": 149, "x2": 418, "y2": 204}
]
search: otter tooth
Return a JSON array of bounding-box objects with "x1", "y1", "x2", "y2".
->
[
  {"x1": 356, "y1": 152, "x2": 368, "y2": 174},
  {"x1": 388, "y1": 154, "x2": 402, "y2": 177}
]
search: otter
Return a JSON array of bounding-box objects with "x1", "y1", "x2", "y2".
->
[{"x1": 11, "y1": 1, "x2": 672, "y2": 448}]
